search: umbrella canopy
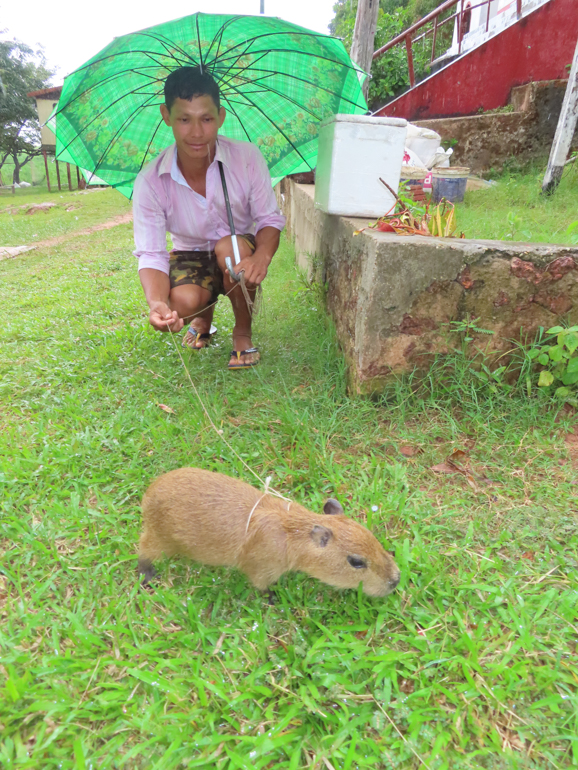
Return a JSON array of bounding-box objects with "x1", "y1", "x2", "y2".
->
[{"x1": 50, "y1": 13, "x2": 367, "y2": 198}]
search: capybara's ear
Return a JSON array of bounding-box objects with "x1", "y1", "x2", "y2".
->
[
  {"x1": 323, "y1": 498, "x2": 344, "y2": 516},
  {"x1": 310, "y1": 525, "x2": 333, "y2": 547}
]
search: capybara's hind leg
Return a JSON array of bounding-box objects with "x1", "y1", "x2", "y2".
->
[
  {"x1": 138, "y1": 528, "x2": 165, "y2": 585},
  {"x1": 138, "y1": 557, "x2": 157, "y2": 586}
]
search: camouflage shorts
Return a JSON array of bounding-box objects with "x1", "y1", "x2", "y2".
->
[{"x1": 169, "y1": 235, "x2": 256, "y2": 303}]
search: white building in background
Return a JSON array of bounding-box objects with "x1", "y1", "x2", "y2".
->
[{"x1": 446, "y1": 0, "x2": 553, "y2": 58}]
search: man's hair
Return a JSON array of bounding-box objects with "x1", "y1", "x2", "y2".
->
[{"x1": 164, "y1": 66, "x2": 221, "y2": 112}]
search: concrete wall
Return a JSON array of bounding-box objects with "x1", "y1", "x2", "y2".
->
[
  {"x1": 280, "y1": 180, "x2": 578, "y2": 394},
  {"x1": 414, "y1": 81, "x2": 578, "y2": 173},
  {"x1": 375, "y1": 0, "x2": 578, "y2": 121}
]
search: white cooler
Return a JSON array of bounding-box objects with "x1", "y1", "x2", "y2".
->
[{"x1": 314, "y1": 114, "x2": 408, "y2": 217}]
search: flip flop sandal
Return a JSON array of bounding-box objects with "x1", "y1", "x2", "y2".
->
[
  {"x1": 228, "y1": 347, "x2": 260, "y2": 369},
  {"x1": 182, "y1": 324, "x2": 217, "y2": 350}
]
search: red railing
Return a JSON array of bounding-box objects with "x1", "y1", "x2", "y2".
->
[{"x1": 373, "y1": 0, "x2": 523, "y2": 88}]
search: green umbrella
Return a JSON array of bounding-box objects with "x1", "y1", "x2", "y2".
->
[{"x1": 50, "y1": 12, "x2": 367, "y2": 198}]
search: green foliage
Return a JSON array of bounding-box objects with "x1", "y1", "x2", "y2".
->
[
  {"x1": 330, "y1": 0, "x2": 455, "y2": 109},
  {"x1": 0, "y1": 37, "x2": 53, "y2": 184},
  {"x1": 527, "y1": 325, "x2": 578, "y2": 404}
]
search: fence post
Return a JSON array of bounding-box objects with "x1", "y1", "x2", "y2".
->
[
  {"x1": 406, "y1": 34, "x2": 415, "y2": 88},
  {"x1": 516, "y1": 0, "x2": 522, "y2": 18},
  {"x1": 431, "y1": 15, "x2": 439, "y2": 64},
  {"x1": 43, "y1": 149, "x2": 51, "y2": 193},
  {"x1": 458, "y1": 0, "x2": 463, "y2": 54},
  {"x1": 55, "y1": 160, "x2": 62, "y2": 191},
  {"x1": 66, "y1": 163, "x2": 72, "y2": 191}
]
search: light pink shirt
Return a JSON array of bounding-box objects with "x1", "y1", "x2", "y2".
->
[{"x1": 132, "y1": 136, "x2": 286, "y2": 274}]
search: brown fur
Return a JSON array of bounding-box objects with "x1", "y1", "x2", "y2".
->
[{"x1": 138, "y1": 467, "x2": 400, "y2": 597}]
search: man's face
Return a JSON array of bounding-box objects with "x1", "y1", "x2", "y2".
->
[{"x1": 160, "y1": 95, "x2": 226, "y2": 162}]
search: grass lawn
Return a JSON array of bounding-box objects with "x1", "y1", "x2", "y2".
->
[
  {"x1": 0, "y1": 187, "x2": 132, "y2": 248},
  {"x1": 1, "y1": 188, "x2": 577, "y2": 769},
  {"x1": 455, "y1": 161, "x2": 578, "y2": 245}
]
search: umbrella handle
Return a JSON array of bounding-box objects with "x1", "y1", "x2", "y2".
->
[{"x1": 225, "y1": 255, "x2": 242, "y2": 282}]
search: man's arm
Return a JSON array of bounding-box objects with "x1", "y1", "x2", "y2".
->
[
  {"x1": 133, "y1": 169, "x2": 181, "y2": 332},
  {"x1": 234, "y1": 226, "x2": 280, "y2": 287},
  {"x1": 139, "y1": 268, "x2": 184, "y2": 332}
]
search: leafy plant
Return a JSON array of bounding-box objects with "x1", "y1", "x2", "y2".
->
[
  {"x1": 504, "y1": 211, "x2": 532, "y2": 241},
  {"x1": 527, "y1": 325, "x2": 578, "y2": 403},
  {"x1": 354, "y1": 179, "x2": 464, "y2": 238}
]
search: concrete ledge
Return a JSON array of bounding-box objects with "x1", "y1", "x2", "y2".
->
[{"x1": 279, "y1": 179, "x2": 578, "y2": 394}]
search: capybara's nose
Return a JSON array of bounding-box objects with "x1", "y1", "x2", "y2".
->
[{"x1": 389, "y1": 572, "x2": 400, "y2": 591}]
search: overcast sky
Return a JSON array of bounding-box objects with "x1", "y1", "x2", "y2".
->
[{"x1": 1, "y1": 0, "x2": 341, "y2": 83}]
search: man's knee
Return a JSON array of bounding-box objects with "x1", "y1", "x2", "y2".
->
[
  {"x1": 214, "y1": 235, "x2": 253, "y2": 267},
  {"x1": 169, "y1": 285, "x2": 211, "y2": 318}
]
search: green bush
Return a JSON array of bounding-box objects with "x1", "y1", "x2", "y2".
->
[{"x1": 527, "y1": 325, "x2": 578, "y2": 404}]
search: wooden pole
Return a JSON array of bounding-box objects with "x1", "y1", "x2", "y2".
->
[
  {"x1": 43, "y1": 149, "x2": 51, "y2": 193},
  {"x1": 542, "y1": 36, "x2": 578, "y2": 195},
  {"x1": 76, "y1": 166, "x2": 81, "y2": 188},
  {"x1": 55, "y1": 160, "x2": 62, "y2": 191},
  {"x1": 431, "y1": 15, "x2": 439, "y2": 63},
  {"x1": 66, "y1": 163, "x2": 72, "y2": 191},
  {"x1": 406, "y1": 35, "x2": 415, "y2": 88},
  {"x1": 350, "y1": 0, "x2": 380, "y2": 101}
]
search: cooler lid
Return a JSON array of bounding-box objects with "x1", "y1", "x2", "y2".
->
[{"x1": 319, "y1": 114, "x2": 408, "y2": 129}]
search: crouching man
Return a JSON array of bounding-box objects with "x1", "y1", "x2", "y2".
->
[{"x1": 133, "y1": 66, "x2": 286, "y2": 369}]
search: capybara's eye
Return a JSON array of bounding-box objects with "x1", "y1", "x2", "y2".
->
[{"x1": 347, "y1": 555, "x2": 367, "y2": 569}]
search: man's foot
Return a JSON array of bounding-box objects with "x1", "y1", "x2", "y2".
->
[
  {"x1": 182, "y1": 322, "x2": 216, "y2": 350},
  {"x1": 228, "y1": 333, "x2": 260, "y2": 368}
]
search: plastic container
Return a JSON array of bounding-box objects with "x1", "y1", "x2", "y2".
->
[
  {"x1": 314, "y1": 114, "x2": 408, "y2": 217},
  {"x1": 400, "y1": 166, "x2": 428, "y2": 186},
  {"x1": 431, "y1": 167, "x2": 470, "y2": 203}
]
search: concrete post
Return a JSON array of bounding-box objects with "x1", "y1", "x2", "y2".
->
[{"x1": 542, "y1": 35, "x2": 578, "y2": 194}]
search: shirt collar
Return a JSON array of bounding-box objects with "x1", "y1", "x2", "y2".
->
[{"x1": 157, "y1": 138, "x2": 230, "y2": 181}]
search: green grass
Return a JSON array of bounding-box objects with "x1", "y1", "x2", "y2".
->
[
  {"x1": 0, "y1": 187, "x2": 132, "y2": 247},
  {"x1": 456, "y1": 160, "x2": 578, "y2": 245},
  {"x1": 1, "y1": 191, "x2": 577, "y2": 769}
]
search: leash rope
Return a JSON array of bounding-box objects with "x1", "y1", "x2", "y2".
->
[{"x1": 166, "y1": 322, "x2": 291, "y2": 506}]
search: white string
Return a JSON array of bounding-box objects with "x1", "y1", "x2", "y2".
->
[{"x1": 166, "y1": 324, "x2": 291, "y2": 503}]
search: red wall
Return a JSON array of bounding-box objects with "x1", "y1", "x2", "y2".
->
[{"x1": 376, "y1": 0, "x2": 578, "y2": 121}]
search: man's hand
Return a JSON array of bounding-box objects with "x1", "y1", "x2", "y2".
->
[
  {"x1": 234, "y1": 249, "x2": 272, "y2": 288},
  {"x1": 148, "y1": 301, "x2": 184, "y2": 332}
]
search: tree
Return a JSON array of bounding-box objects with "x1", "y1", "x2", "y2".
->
[
  {"x1": 0, "y1": 36, "x2": 53, "y2": 184},
  {"x1": 330, "y1": 0, "x2": 451, "y2": 110},
  {"x1": 350, "y1": 0, "x2": 380, "y2": 101}
]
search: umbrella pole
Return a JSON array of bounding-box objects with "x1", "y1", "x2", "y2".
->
[{"x1": 218, "y1": 161, "x2": 242, "y2": 282}]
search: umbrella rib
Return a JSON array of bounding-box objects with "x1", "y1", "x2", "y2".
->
[
  {"x1": 56, "y1": 55, "x2": 182, "y2": 115},
  {"x1": 56, "y1": 85, "x2": 161, "y2": 156},
  {"x1": 195, "y1": 16, "x2": 204, "y2": 73},
  {"x1": 219, "y1": 101, "x2": 252, "y2": 143},
  {"x1": 60, "y1": 91, "x2": 160, "y2": 171},
  {"x1": 215, "y1": 47, "x2": 362, "y2": 73},
  {"x1": 205, "y1": 16, "x2": 241, "y2": 64},
  {"x1": 214, "y1": 48, "x2": 270, "y2": 85},
  {"x1": 203, "y1": 28, "x2": 344, "y2": 63},
  {"x1": 66, "y1": 46, "x2": 180, "y2": 77},
  {"x1": 220, "y1": 67, "x2": 365, "y2": 112},
  {"x1": 130, "y1": 117, "x2": 167, "y2": 197},
  {"x1": 223, "y1": 79, "x2": 313, "y2": 171},
  {"x1": 127, "y1": 31, "x2": 197, "y2": 67},
  {"x1": 89, "y1": 94, "x2": 161, "y2": 175}
]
